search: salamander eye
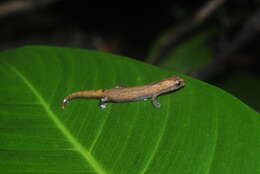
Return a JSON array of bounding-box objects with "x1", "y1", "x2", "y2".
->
[{"x1": 176, "y1": 81, "x2": 182, "y2": 86}]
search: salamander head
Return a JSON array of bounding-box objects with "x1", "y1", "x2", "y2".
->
[{"x1": 159, "y1": 75, "x2": 185, "y2": 90}]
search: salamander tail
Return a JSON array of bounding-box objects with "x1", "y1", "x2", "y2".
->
[{"x1": 61, "y1": 89, "x2": 105, "y2": 109}]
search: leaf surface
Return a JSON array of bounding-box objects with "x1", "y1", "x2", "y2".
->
[{"x1": 0, "y1": 46, "x2": 259, "y2": 174}]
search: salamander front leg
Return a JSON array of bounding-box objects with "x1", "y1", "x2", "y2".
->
[
  {"x1": 152, "y1": 95, "x2": 161, "y2": 108},
  {"x1": 99, "y1": 97, "x2": 109, "y2": 109}
]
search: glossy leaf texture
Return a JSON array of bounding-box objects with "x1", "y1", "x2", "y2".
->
[{"x1": 0, "y1": 46, "x2": 259, "y2": 174}]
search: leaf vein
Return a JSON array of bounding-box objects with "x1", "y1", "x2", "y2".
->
[
  {"x1": 6, "y1": 62, "x2": 108, "y2": 174},
  {"x1": 88, "y1": 63, "x2": 117, "y2": 152},
  {"x1": 204, "y1": 94, "x2": 218, "y2": 174},
  {"x1": 139, "y1": 95, "x2": 170, "y2": 174}
]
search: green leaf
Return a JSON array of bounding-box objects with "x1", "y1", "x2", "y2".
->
[
  {"x1": 0, "y1": 46, "x2": 259, "y2": 174},
  {"x1": 148, "y1": 30, "x2": 214, "y2": 73}
]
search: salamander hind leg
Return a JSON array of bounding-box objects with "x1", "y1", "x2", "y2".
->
[
  {"x1": 152, "y1": 95, "x2": 161, "y2": 108},
  {"x1": 99, "y1": 97, "x2": 109, "y2": 109}
]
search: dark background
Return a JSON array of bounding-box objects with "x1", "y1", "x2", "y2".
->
[{"x1": 0, "y1": 0, "x2": 259, "y2": 111}]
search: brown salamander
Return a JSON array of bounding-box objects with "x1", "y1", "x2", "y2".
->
[{"x1": 61, "y1": 75, "x2": 185, "y2": 109}]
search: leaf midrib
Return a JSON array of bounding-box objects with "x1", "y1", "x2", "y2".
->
[{"x1": 6, "y1": 63, "x2": 108, "y2": 174}]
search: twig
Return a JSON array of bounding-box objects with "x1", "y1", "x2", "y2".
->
[
  {"x1": 0, "y1": 0, "x2": 61, "y2": 17},
  {"x1": 149, "y1": 0, "x2": 226, "y2": 64},
  {"x1": 195, "y1": 0, "x2": 226, "y2": 22},
  {"x1": 193, "y1": 9, "x2": 260, "y2": 80}
]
